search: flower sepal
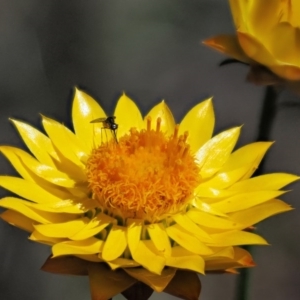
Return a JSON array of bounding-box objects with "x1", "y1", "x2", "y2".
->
[{"x1": 163, "y1": 270, "x2": 202, "y2": 300}]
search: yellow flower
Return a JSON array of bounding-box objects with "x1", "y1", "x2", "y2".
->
[
  {"x1": 0, "y1": 88, "x2": 297, "y2": 299},
  {"x1": 204, "y1": 0, "x2": 300, "y2": 81}
]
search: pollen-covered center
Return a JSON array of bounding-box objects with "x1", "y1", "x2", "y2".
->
[{"x1": 86, "y1": 117, "x2": 200, "y2": 222}]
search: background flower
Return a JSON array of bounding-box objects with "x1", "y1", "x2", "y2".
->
[
  {"x1": 0, "y1": 89, "x2": 297, "y2": 299},
  {"x1": 204, "y1": 0, "x2": 300, "y2": 81}
]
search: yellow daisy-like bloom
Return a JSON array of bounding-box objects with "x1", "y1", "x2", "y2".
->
[
  {"x1": 204, "y1": 0, "x2": 300, "y2": 81},
  {"x1": 0, "y1": 89, "x2": 297, "y2": 299}
]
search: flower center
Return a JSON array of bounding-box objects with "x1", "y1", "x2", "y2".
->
[{"x1": 86, "y1": 117, "x2": 200, "y2": 222}]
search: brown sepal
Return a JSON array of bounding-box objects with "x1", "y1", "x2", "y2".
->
[
  {"x1": 41, "y1": 255, "x2": 89, "y2": 275},
  {"x1": 247, "y1": 64, "x2": 300, "y2": 96},
  {"x1": 247, "y1": 64, "x2": 282, "y2": 86},
  {"x1": 163, "y1": 270, "x2": 201, "y2": 300},
  {"x1": 88, "y1": 263, "x2": 136, "y2": 300}
]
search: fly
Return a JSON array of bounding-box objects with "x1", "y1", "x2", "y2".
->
[{"x1": 90, "y1": 116, "x2": 118, "y2": 143}]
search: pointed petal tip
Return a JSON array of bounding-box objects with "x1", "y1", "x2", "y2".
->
[
  {"x1": 74, "y1": 87, "x2": 85, "y2": 96},
  {"x1": 40, "y1": 114, "x2": 53, "y2": 124},
  {"x1": 118, "y1": 92, "x2": 132, "y2": 103},
  {"x1": 202, "y1": 37, "x2": 214, "y2": 46},
  {"x1": 226, "y1": 126, "x2": 242, "y2": 134},
  {"x1": 159, "y1": 99, "x2": 170, "y2": 108},
  {"x1": 290, "y1": 175, "x2": 300, "y2": 182},
  {"x1": 203, "y1": 96, "x2": 213, "y2": 104},
  {"x1": 202, "y1": 36, "x2": 226, "y2": 50}
]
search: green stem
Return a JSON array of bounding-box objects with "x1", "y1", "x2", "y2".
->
[
  {"x1": 235, "y1": 85, "x2": 279, "y2": 300},
  {"x1": 256, "y1": 86, "x2": 279, "y2": 142}
]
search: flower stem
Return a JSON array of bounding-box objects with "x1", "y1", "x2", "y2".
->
[
  {"x1": 256, "y1": 86, "x2": 279, "y2": 142},
  {"x1": 235, "y1": 85, "x2": 279, "y2": 300}
]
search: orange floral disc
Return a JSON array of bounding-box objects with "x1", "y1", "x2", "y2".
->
[{"x1": 86, "y1": 117, "x2": 200, "y2": 222}]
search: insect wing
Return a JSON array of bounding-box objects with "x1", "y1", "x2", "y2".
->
[{"x1": 90, "y1": 117, "x2": 108, "y2": 123}]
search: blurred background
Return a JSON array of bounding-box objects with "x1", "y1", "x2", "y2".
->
[{"x1": 0, "y1": 0, "x2": 299, "y2": 299}]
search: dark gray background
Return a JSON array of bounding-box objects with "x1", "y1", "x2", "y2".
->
[{"x1": 0, "y1": 1, "x2": 299, "y2": 299}]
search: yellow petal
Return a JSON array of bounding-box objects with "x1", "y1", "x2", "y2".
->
[
  {"x1": 76, "y1": 254, "x2": 103, "y2": 262},
  {"x1": 229, "y1": 199, "x2": 293, "y2": 227},
  {"x1": 34, "y1": 218, "x2": 89, "y2": 238},
  {"x1": 0, "y1": 176, "x2": 61, "y2": 203},
  {"x1": 35, "y1": 199, "x2": 91, "y2": 214},
  {"x1": 203, "y1": 35, "x2": 251, "y2": 63},
  {"x1": 287, "y1": 0, "x2": 300, "y2": 27},
  {"x1": 211, "y1": 190, "x2": 285, "y2": 213},
  {"x1": 127, "y1": 219, "x2": 143, "y2": 254},
  {"x1": 30, "y1": 230, "x2": 65, "y2": 245},
  {"x1": 200, "y1": 166, "x2": 252, "y2": 190},
  {"x1": 131, "y1": 240, "x2": 165, "y2": 275},
  {"x1": 25, "y1": 161, "x2": 77, "y2": 188},
  {"x1": 147, "y1": 223, "x2": 171, "y2": 257},
  {"x1": 1, "y1": 209, "x2": 34, "y2": 232},
  {"x1": 229, "y1": 173, "x2": 299, "y2": 192},
  {"x1": 194, "y1": 186, "x2": 238, "y2": 199},
  {"x1": 219, "y1": 142, "x2": 273, "y2": 177},
  {"x1": 107, "y1": 258, "x2": 139, "y2": 270},
  {"x1": 237, "y1": 31, "x2": 300, "y2": 80},
  {"x1": 71, "y1": 225, "x2": 105, "y2": 241},
  {"x1": 192, "y1": 199, "x2": 227, "y2": 217},
  {"x1": 52, "y1": 238, "x2": 103, "y2": 257},
  {"x1": 210, "y1": 231, "x2": 268, "y2": 247},
  {"x1": 145, "y1": 100, "x2": 175, "y2": 136},
  {"x1": 0, "y1": 197, "x2": 76, "y2": 224},
  {"x1": 0, "y1": 146, "x2": 38, "y2": 182},
  {"x1": 240, "y1": 0, "x2": 283, "y2": 35},
  {"x1": 124, "y1": 267, "x2": 176, "y2": 292},
  {"x1": 196, "y1": 127, "x2": 241, "y2": 179},
  {"x1": 88, "y1": 263, "x2": 136, "y2": 300},
  {"x1": 229, "y1": 0, "x2": 247, "y2": 30},
  {"x1": 187, "y1": 209, "x2": 243, "y2": 230},
  {"x1": 114, "y1": 93, "x2": 144, "y2": 136},
  {"x1": 172, "y1": 213, "x2": 212, "y2": 242},
  {"x1": 166, "y1": 224, "x2": 213, "y2": 255},
  {"x1": 71, "y1": 213, "x2": 116, "y2": 240},
  {"x1": 72, "y1": 88, "x2": 106, "y2": 152},
  {"x1": 1, "y1": 196, "x2": 85, "y2": 215},
  {"x1": 0, "y1": 147, "x2": 79, "y2": 199},
  {"x1": 205, "y1": 246, "x2": 255, "y2": 271},
  {"x1": 102, "y1": 225, "x2": 127, "y2": 261},
  {"x1": 205, "y1": 246, "x2": 234, "y2": 260},
  {"x1": 268, "y1": 23, "x2": 300, "y2": 66},
  {"x1": 237, "y1": 31, "x2": 276, "y2": 64},
  {"x1": 42, "y1": 115, "x2": 87, "y2": 168},
  {"x1": 0, "y1": 146, "x2": 77, "y2": 188},
  {"x1": 166, "y1": 246, "x2": 205, "y2": 274},
  {"x1": 11, "y1": 119, "x2": 58, "y2": 167},
  {"x1": 179, "y1": 98, "x2": 215, "y2": 153},
  {"x1": 233, "y1": 246, "x2": 255, "y2": 266}
]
